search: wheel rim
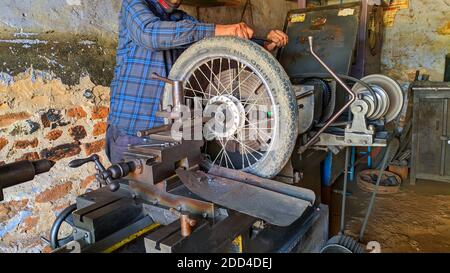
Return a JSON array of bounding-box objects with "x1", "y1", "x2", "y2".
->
[{"x1": 180, "y1": 56, "x2": 278, "y2": 170}]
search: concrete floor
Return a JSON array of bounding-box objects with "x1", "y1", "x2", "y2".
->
[{"x1": 330, "y1": 176, "x2": 450, "y2": 253}]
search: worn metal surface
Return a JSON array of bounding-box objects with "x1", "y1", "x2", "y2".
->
[
  {"x1": 205, "y1": 164, "x2": 316, "y2": 204},
  {"x1": 176, "y1": 169, "x2": 311, "y2": 227},
  {"x1": 129, "y1": 180, "x2": 215, "y2": 218},
  {"x1": 411, "y1": 82, "x2": 450, "y2": 184},
  {"x1": 125, "y1": 140, "x2": 204, "y2": 185},
  {"x1": 279, "y1": 2, "x2": 361, "y2": 78}
]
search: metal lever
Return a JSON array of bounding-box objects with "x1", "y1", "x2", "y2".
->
[
  {"x1": 68, "y1": 155, "x2": 97, "y2": 168},
  {"x1": 298, "y1": 37, "x2": 357, "y2": 154},
  {"x1": 151, "y1": 72, "x2": 175, "y2": 85},
  {"x1": 151, "y1": 73, "x2": 184, "y2": 108},
  {"x1": 69, "y1": 155, "x2": 120, "y2": 192}
]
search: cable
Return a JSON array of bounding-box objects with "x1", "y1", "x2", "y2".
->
[{"x1": 359, "y1": 139, "x2": 396, "y2": 241}]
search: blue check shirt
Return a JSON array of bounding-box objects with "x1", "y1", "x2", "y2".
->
[{"x1": 108, "y1": 0, "x2": 215, "y2": 136}]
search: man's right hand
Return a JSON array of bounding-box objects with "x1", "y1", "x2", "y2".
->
[{"x1": 215, "y1": 22, "x2": 254, "y2": 39}]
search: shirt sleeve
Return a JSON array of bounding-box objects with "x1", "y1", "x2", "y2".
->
[{"x1": 123, "y1": 0, "x2": 215, "y2": 51}]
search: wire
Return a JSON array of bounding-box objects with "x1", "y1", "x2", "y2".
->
[{"x1": 359, "y1": 139, "x2": 396, "y2": 241}]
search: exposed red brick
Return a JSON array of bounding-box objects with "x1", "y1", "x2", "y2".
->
[
  {"x1": 93, "y1": 122, "x2": 107, "y2": 136},
  {"x1": 16, "y1": 152, "x2": 40, "y2": 162},
  {"x1": 13, "y1": 138, "x2": 39, "y2": 149},
  {"x1": 0, "y1": 199, "x2": 29, "y2": 223},
  {"x1": 40, "y1": 143, "x2": 81, "y2": 161},
  {"x1": 69, "y1": 125, "x2": 87, "y2": 140},
  {"x1": 41, "y1": 113, "x2": 51, "y2": 128},
  {"x1": 80, "y1": 175, "x2": 96, "y2": 189},
  {"x1": 0, "y1": 112, "x2": 31, "y2": 128},
  {"x1": 35, "y1": 182, "x2": 73, "y2": 203},
  {"x1": 0, "y1": 137, "x2": 8, "y2": 151},
  {"x1": 83, "y1": 139, "x2": 105, "y2": 156},
  {"x1": 91, "y1": 106, "x2": 109, "y2": 120},
  {"x1": 67, "y1": 106, "x2": 87, "y2": 120},
  {"x1": 20, "y1": 216, "x2": 39, "y2": 233},
  {"x1": 45, "y1": 130, "x2": 63, "y2": 141}
]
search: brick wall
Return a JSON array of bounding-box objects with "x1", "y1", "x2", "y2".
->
[{"x1": 0, "y1": 69, "x2": 110, "y2": 253}]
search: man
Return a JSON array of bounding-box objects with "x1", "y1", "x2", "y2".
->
[{"x1": 106, "y1": 0, "x2": 289, "y2": 163}]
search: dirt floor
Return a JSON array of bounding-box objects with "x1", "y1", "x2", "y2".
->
[{"x1": 332, "y1": 177, "x2": 450, "y2": 253}]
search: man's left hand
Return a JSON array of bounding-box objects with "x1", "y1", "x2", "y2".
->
[{"x1": 265, "y1": 30, "x2": 289, "y2": 52}]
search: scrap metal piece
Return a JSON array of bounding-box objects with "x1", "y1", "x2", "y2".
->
[
  {"x1": 204, "y1": 163, "x2": 316, "y2": 204},
  {"x1": 129, "y1": 181, "x2": 215, "y2": 219},
  {"x1": 176, "y1": 169, "x2": 312, "y2": 227}
]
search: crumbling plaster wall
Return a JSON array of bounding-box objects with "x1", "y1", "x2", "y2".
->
[
  {"x1": 0, "y1": 0, "x2": 449, "y2": 253},
  {"x1": 381, "y1": 0, "x2": 450, "y2": 82}
]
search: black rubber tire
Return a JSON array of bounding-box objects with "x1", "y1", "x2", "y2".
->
[
  {"x1": 320, "y1": 235, "x2": 366, "y2": 253},
  {"x1": 166, "y1": 36, "x2": 299, "y2": 178}
]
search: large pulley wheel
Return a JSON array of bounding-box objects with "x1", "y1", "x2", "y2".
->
[
  {"x1": 352, "y1": 74, "x2": 404, "y2": 124},
  {"x1": 164, "y1": 37, "x2": 299, "y2": 178}
]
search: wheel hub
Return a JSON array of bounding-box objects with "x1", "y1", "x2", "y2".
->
[{"x1": 204, "y1": 95, "x2": 246, "y2": 139}]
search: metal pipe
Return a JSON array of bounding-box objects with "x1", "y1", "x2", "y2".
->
[
  {"x1": 299, "y1": 37, "x2": 357, "y2": 154},
  {"x1": 137, "y1": 124, "x2": 173, "y2": 138},
  {"x1": 339, "y1": 147, "x2": 350, "y2": 234}
]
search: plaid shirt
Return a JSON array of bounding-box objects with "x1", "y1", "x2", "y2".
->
[{"x1": 108, "y1": 0, "x2": 215, "y2": 135}]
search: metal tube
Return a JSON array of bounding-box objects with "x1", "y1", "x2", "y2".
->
[
  {"x1": 299, "y1": 37, "x2": 357, "y2": 154},
  {"x1": 359, "y1": 140, "x2": 394, "y2": 241},
  {"x1": 137, "y1": 124, "x2": 173, "y2": 138}
]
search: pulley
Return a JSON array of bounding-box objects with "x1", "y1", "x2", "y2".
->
[{"x1": 352, "y1": 74, "x2": 404, "y2": 123}]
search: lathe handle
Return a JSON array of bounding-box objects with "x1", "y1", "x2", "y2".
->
[{"x1": 68, "y1": 155, "x2": 99, "y2": 168}]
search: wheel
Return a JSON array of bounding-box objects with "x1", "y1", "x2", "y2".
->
[
  {"x1": 320, "y1": 235, "x2": 366, "y2": 253},
  {"x1": 50, "y1": 204, "x2": 77, "y2": 250},
  {"x1": 164, "y1": 36, "x2": 299, "y2": 178}
]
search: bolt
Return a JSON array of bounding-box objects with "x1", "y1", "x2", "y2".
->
[
  {"x1": 84, "y1": 233, "x2": 89, "y2": 238},
  {"x1": 202, "y1": 212, "x2": 208, "y2": 219},
  {"x1": 74, "y1": 229, "x2": 77, "y2": 234},
  {"x1": 177, "y1": 205, "x2": 182, "y2": 211}
]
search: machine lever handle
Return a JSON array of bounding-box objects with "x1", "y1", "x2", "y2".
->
[
  {"x1": 68, "y1": 155, "x2": 99, "y2": 168},
  {"x1": 69, "y1": 155, "x2": 120, "y2": 192},
  {"x1": 152, "y1": 73, "x2": 175, "y2": 85}
]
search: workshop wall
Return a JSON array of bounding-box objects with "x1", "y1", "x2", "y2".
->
[{"x1": 380, "y1": 0, "x2": 450, "y2": 82}]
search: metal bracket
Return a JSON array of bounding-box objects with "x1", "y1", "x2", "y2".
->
[{"x1": 344, "y1": 99, "x2": 376, "y2": 145}]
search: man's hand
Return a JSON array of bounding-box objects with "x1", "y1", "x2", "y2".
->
[
  {"x1": 265, "y1": 30, "x2": 289, "y2": 51},
  {"x1": 215, "y1": 22, "x2": 254, "y2": 39}
]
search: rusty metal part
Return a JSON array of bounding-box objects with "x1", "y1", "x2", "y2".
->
[
  {"x1": 202, "y1": 162, "x2": 315, "y2": 204},
  {"x1": 124, "y1": 140, "x2": 203, "y2": 185},
  {"x1": 152, "y1": 72, "x2": 184, "y2": 109},
  {"x1": 129, "y1": 180, "x2": 215, "y2": 218},
  {"x1": 299, "y1": 36, "x2": 357, "y2": 154},
  {"x1": 137, "y1": 125, "x2": 173, "y2": 138},
  {"x1": 176, "y1": 169, "x2": 312, "y2": 227},
  {"x1": 170, "y1": 208, "x2": 197, "y2": 237}
]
